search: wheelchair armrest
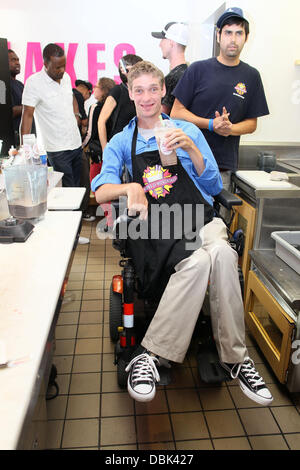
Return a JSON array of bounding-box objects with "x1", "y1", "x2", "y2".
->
[{"x1": 214, "y1": 189, "x2": 243, "y2": 210}]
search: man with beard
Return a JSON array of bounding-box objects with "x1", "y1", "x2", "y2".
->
[{"x1": 171, "y1": 7, "x2": 269, "y2": 191}]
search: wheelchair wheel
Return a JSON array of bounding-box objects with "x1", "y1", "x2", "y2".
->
[
  {"x1": 117, "y1": 358, "x2": 128, "y2": 389},
  {"x1": 109, "y1": 284, "x2": 122, "y2": 342}
]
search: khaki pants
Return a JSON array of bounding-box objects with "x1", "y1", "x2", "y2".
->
[{"x1": 142, "y1": 218, "x2": 248, "y2": 364}]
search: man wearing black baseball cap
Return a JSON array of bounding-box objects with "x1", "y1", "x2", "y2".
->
[
  {"x1": 151, "y1": 22, "x2": 189, "y2": 114},
  {"x1": 171, "y1": 7, "x2": 269, "y2": 191}
]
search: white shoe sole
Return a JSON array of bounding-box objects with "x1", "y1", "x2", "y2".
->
[
  {"x1": 127, "y1": 379, "x2": 156, "y2": 403},
  {"x1": 239, "y1": 380, "x2": 273, "y2": 406}
]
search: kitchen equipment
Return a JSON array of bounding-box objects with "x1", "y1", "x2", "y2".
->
[
  {"x1": 3, "y1": 164, "x2": 47, "y2": 220},
  {"x1": 271, "y1": 231, "x2": 300, "y2": 275}
]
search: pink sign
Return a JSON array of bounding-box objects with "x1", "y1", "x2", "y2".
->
[{"x1": 8, "y1": 41, "x2": 136, "y2": 87}]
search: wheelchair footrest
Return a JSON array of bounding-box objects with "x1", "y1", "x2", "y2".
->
[
  {"x1": 197, "y1": 343, "x2": 232, "y2": 384},
  {"x1": 157, "y1": 366, "x2": 172, "y2": 386}
]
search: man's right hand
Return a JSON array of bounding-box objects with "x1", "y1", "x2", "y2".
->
[
  {"x1": 213, "y1": 106, "x2": 232, "y2": 136},
  {"x1": 126, "y1": 182, "x2": 148, "y2": 220}
]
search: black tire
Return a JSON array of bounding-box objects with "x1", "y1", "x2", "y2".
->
[
  {"x1": 117, "y1": 357, "x2": 128, "y2": 389},
  {"x1": 109, "y1": 284, "x2": 122, "y2": 342}
]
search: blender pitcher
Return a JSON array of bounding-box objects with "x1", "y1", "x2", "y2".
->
[{"x1": 3, "y1": 164, "x2": 48, "y2": 219}]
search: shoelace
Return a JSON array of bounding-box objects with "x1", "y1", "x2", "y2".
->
[
  {"x1": 125, "y1": 353, "x2": 160, "y2": 385},
  {"x1": 229, "y1": 357, "x2": 265, "y2": 387}
]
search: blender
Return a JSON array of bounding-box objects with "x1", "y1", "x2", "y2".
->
[{"x1": 0, "y1": 162, "x2": 48, "y2": 243}]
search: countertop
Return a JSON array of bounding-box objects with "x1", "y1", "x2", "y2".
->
[{"x1": 0, "y1": 210, "x2": 81, "y2": 449}]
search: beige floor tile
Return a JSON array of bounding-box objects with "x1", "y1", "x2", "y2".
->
[
  {"x1": 66, "y1": 394, "x2": 100, "y2": 419},
  {"x1": 100, "y1": 444, "x2": 137, "y2": 450},
  {"x1": 72, "y1": 354, "x2": 101, "y2": 373},
  {"x1": 205, "y1": 410, "x2": 245, "y2": 438},
  {"x1": 55, "y1": 325, "x2": 77, "y2": 340},
  {"x1": 176, "y1": 439, "x2": 213, "y2": 450},
  {"x1": 57, "y1": 312, "x2": 80, "y2": 326},
  {"x1": 135, "y1": 390, "x2": 168, "y2": 415},
  {"x1": 213, "y1": 437, "x2": 251, "y2": 450},
  {"x1": 84, "y1": 280, "x2": 104, "y2": 290},
  {"x1": 68, "y1": 272, "x2": 85, "y2": 281},
  {"x1": 249, "y1": 434, "x2": 289, "y2": 450},
  {"x1": 62, "y1": 290, "x2": 82, "y2": 302},
  {"x1": 102, "y1": 353, "x2": 117, "y2": 372},
  {"x1": 75, "y1": 338, "x2": 102, "y2": 355},
  {"x1": 239, "y1": 408, "x2": 280, "y2": 435},
  {"x1": 56, "y1": 374, "x2": 71, "y2": 395},
  {"x1": 60, "y1": 300, "x2": 81, "y2": 313},
  {"x1": 101, "y1": 392, "x2": 134, "y2": 417},
  {"x1": 69, "y1": 372, "x2": 101, "y2": 394},
  {"x1": 171, "y1": 412, "x2": 209, "y2": 441},
  {"x1": 77, "y1": 324, "x2": 102, "y2": 338},
  {"x1": 100, "y1": 416, "x2": 136, "y2": 446},
  {"x1": 53, "y1": 355, "x2": 73, "y2": 374},
  {"x1": 199, "y1": 386, "x2": 234, "y2": 411},
  {"x1": 81, "y1": 299, "x2": 102, "y2": 311},
  {"x1": 79, "y1": 311, "x2": 103, "y2": 324},
  {"x1": 271, "y1": 406, "x2": 300, "y2": 433},
  {"x1": 167, "y1": 389, "x2": 202, "y2": 413},
  {"x1": 139, "y1": 442, "x2": 175, "y2": 450},
  {"x1": 102, "y1": 371, "x2": 123, "y2": 393},
  {"x1": 46, "y1": 420, "x2": 64, "y2": 449},
  {"x1": 86, "y1": 264, "x2": 105, "y2": 273},
  {"x1": 85, "y1": 272, "x2": 105, "y2": 281},
  {"x1": 82, "y1": 289, "x2": 105, "y2": 300},
  {"x1": 54, "y1": 339, "x2": 75, "y2": 356},
  {"x1": 66, "y1": 281, "x2": 83, "y2": 291},
  {"x1": 136, "y1": 414, "x2": 173, "y2": 444},
  {"x1": 229, "y1": 385, "x2": 263, "y2": 409},
  {"x1": 284, "y1": 433, "x2": 300, "y2": 450},
  {"x1": 47, "y1": 395, "x2": 68, "y2": 420},
  {"x1": 102, "y1": 337, "x2": 115, "y2": 354},
  {"x1": 62, "y1": 419, "x2": 99, "y2": 448}
]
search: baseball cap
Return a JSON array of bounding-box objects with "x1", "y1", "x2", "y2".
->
[
  {"x1": 151, "y1": 22, "x2": 189, "y2": 46},
  {"x1": 216, "y1": 7, "x2": 249, "y2": 29},
  {"x1": 75, "y1": 79, "x2": 93, "y2": 93}
]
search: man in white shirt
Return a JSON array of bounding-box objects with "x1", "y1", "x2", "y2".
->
[
  {"x1": 21, "y1": 43, "x2": 90, "y2": 243},
  {"x1": 21, "y1": 43, "x2": 82, "y2": 186}
]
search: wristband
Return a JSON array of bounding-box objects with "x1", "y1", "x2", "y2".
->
[{"x1": 208, "y1": 119, "x2": 214, "y2": 132}]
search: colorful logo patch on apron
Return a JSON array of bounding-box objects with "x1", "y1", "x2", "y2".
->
[
  {"x1": 142, "y1": 165, "x2": 178, "y2": 199},
  {"x1": 234, "y1": 82, "x2": 247, "y2": 96}
]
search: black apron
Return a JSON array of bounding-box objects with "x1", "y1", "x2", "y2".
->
[{"x1": 126, "y1": 123, "x2": 214, "y2": 300}]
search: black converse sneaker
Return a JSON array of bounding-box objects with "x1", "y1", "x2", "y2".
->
[
  {"x1": 125, "y1": 352, "x2": 160, "y2": 402},
  {"x1": 220, "y1": 357, "x2": 273, "y2": 406}
]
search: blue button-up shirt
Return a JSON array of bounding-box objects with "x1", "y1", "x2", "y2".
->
[{"x1": 91, "y1": 115, "x2": 222, "y2": 206}]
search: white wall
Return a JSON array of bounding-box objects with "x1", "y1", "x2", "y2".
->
[{"x1": 1, "y1": 0, "x2": 299, "y2": 144}]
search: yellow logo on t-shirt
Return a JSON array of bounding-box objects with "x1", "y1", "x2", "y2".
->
[{"x1": 234, "y1": 83, "x2": 247, "y2": 96}]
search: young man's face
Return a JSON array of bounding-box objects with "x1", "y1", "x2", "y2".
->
[
  {"x1": 44, "y1": 55, "x2": 66, "y2": 82},
  {"x1": 217, "y1": 23, "x2": 247, "y2": 59},
  {"x1": 129, "y1": 74, "x2": 165, "y2": 120}
]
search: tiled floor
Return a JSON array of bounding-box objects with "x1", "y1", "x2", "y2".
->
[{"x1": 46, "y1": 218, "x2": 300, "y2": 450}]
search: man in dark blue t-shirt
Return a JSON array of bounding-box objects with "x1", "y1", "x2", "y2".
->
[
  {"x1": 8, "y1": 49, "x2": 36, "y2": 146},
  {"x1": 171, "y1": 7, "x2": 269, "y2": 180}
]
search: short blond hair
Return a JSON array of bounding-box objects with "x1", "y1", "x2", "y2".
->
[{"x1": 127, "y1": 61, "x2": 165, "y2": 90}]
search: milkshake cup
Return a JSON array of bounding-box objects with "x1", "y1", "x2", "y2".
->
[{"x1": 154, "y1": 119, "x2": 177, "y2": 166}]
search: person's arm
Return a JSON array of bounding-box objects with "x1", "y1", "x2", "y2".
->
[
  {"x1": 97, "y1": 95, "x2": 117, "y2": 150},
  {"x1": 73, "y1": 95, "x2": 81, "y2": 126},
  {"x1": 12, "y1": 105, "x2": 22, "y2": 118},
  {"x1": 171, "y1": 98, "x2": 230, "y2": 132},
  {"x1": 95, "y1": 182, "x2": 148, "y2": 220},
  {"x1": 20, "y1": 105, "x2": 35, "y2": 139},
  {"x1": 230, "y1": 118, "x2": 257, "y2": 136}
]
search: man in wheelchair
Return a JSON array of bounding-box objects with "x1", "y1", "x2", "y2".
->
[{"x1": 91, "y1": 61, "x2": 273, "y2": 406}]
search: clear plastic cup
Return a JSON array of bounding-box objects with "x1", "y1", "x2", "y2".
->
[{"x1": 154, "y1": 120, "x2": 177, "y2": 166}]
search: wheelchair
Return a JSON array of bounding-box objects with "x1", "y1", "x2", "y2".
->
[{"x1": 106, "y1": 189, "x2": 244, "y2": 388}]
